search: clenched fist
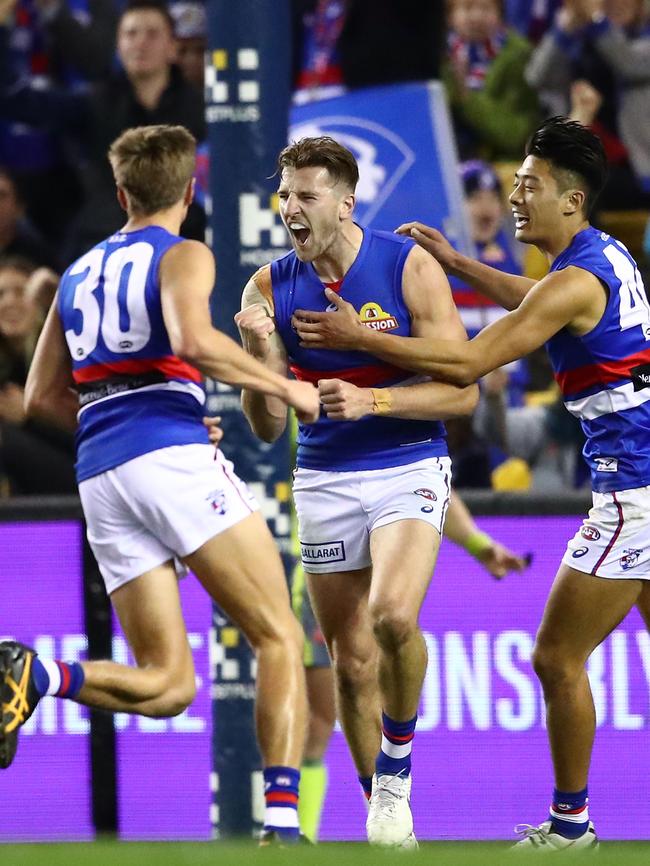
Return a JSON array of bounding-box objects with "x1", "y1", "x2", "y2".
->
[{"x1": 234, "y1": 303, "x2": 275, "y2": 360}]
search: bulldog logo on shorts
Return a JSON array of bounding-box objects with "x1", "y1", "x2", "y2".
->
[
  {"x1": 620, "y1": 548, "x2": 643, "y2": 570},
  {"x1": 206, "y1": 489, "x2": 228, "y2": 515}
]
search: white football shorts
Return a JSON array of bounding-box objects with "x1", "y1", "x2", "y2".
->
[
  {"x1": 79, "y1": 443, "x2": 258, "y2": 595},
  {"x1": 293, "y1": 456, "x2": 452, "y2": 574},
  {"x1": 562, "y1": 484, "x2": 650, "y2": 580}
]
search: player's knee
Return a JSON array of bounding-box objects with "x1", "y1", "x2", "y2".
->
[
  {"x1": 150, "y1": 669, "x2": 197, "y2": 717},
  {"x1": 251, "y1": 612, "x2": 303, "y2": 658},
  {"x1": 369, "y1": 603, "x2": 416, "y2": 651},
  {"x1": 332, "y1": 652, "x2": 375, "y2": 699},
  {"x1": 532, "y1": 643, "x2": 579, "y2": 690}
]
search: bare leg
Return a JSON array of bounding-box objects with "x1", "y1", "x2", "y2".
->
[
  {"x1": 368, "y1": 520, "x2": 441, "y2": 720},
  {"x1": 307, "y1": 567, "x2": 380, "y2": 777},
  {"x1": 533, "y1": 565, "x2": 642, "y2": 791},
  {"x1": 186, "y1": 512, "x2": 306, "y2": 768},
  {"x1": 77, "y1": 561, "x2": 197, "y2": 717},
  {"x1": 304, "y1": 666, "x2": 336, "y2": 762}
]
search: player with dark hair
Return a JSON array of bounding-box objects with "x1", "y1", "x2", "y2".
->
[
  {"x1": 0, "y1": 124, "x2": 321, "y2": 845},
  {"x1": 293, "y1": 116, "x2": 650, "y2": 850},
  {"x1": 236, "y1": 134, "x2": 480, "y2": 848}
]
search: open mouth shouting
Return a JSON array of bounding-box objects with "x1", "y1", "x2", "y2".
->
[
  {"x1": 289, "y1": 222, "x2": 311, "y2": 248},
  {"x1": 512, "y1": 211, "x2": 530, "y2": 231}
]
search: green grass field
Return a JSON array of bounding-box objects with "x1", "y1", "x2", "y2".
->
[{"x1": 2, "y1": 840, "x2": 649, "y2": 866}]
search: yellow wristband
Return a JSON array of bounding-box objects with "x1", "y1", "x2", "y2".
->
[
  {"x1": 371, "y1": 388, "x2": 392, "y2": 416},
  {"x1": 463, "y1": 530, "x2": 492, "y2": 559}
]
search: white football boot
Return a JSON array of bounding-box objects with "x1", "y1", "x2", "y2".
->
[
  {"x1": 512, "y1": 820, "x2": 599, "y2": 852},
  {"x1": 366, "y1": 771, "x2": 418, "y2": 849}
]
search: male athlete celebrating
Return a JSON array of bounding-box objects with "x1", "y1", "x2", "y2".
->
[
  {"x1": 0, "y1": 125, "x2": 320, "y2": 844},
  {"x1": 293, "y1": 117, "x2": 650, "y2": 850},
  {"x1": 236, "y1": 136, "x2": 478, "y2": 848}
]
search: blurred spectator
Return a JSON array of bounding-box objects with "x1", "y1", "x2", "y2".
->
[
  {"x1": 0, "y1": 0, "x2": 206, "y2": 260},
  {"x1": 291, "y1": 0, "x2": 445, "y2": 102},
  {"x1": 444, "y1": 0, "x2": 540, "y2": 160},
  {"x1": 0, "y1": 0, "x2": 118, "y2": 243},
  {"x1": 0, "y1": 166, "x2": 58, "y2": 268},
  {"x1": 0, "y1": 255, "x2": 76, "y2": 495},
  {"x1": 505, "y1": 0, "x2": 561, "y2": 42},
  {"x1": 525, "y1": 0, "x2": 650, "y2": 208},
  {"x1": 170, "y1": 0, "x2": 206, "y2": 90},
  {"x1": 450, "y1": 159, "x2": 523, "y2": 336}
]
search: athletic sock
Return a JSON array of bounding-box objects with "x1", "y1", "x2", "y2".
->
[
  {"x1": 358, "y1": 774, "x2": 373, "y2": 801},
  {"x1": 31, "y1": 657, "x2": 85, "y2": 699},
  {"x1": 298, "y1": 759, "x2": 327, "y2": 841},
  {"x1": 263, "y1": 766, "x2": 300, "y2": 841},
  {"x1": 375, "y1": 711, "x2": 417, "y2": 778},
  {"x1": 549, "y1": 787, "x2": 589, "y2": 839}
]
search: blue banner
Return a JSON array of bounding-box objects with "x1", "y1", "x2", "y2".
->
[
  {"x1": 205, "y1": 0, "x2": 292, "y2": 839},
  {"x1": 290, "y1": 81, "x2": 475, "y2": 255}
]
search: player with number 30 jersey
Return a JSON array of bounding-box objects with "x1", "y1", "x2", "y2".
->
[{"x1": 59, "y1": 226, "x2": 208, "y2": 481}]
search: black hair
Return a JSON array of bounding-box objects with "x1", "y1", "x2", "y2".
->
[
  {"x1": 525, "y1": 116, "x2": 608, "y2": 215},
  {"x1": 119, "y1": 0, "x2": 175, "y2": 33}
]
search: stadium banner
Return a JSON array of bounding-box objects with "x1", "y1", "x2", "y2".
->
[
  {"x1": 1, "y1": 520, "x2": 93, "y2": 842},
  {"x1": 289, "y1": 81, "x2": 475, "y2": 254},
  {"x1": 205, "y1": 0, "x2": 293, "y2": 838},
  {"x1": 3, "y1": 512, "x2": 650, "y2": 841}
]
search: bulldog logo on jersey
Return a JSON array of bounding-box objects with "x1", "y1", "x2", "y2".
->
[{"x1": 359, "y1": 302, "x2": 398, "y2": 332}]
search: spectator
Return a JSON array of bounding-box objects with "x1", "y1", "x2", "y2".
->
[
  {"x1": 0, "y1": 0, "x2": 117, "y2": 243},
  {"x1": 0, "y1": 167, "x2": 58, "y2": 268},
  {"x1": 0, "y1": 256, "x2": 76, "y2": 495},
  {"x1": 505, "y1": 0, "x2": 561, "y2": 42},
  {"x1": 291, "y1": 0, "x2": 445, "y2": 102},
  {"x1": 444, "y1": 0, "x2": 540, "y2": 160},
  {"x1": 0, "y1": 0, "x2": 206, "y2": 260},
  {"x1": 525, "y1": 0, "x2": 650, "y2": 207},
  {"x1": 170, "y1": 0, "x2": 206, "y2": 90}
]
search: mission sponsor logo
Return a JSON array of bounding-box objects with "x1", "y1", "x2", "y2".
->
[
  {"x1": 595, "y1": 457, "x2": 618, "y2": 473},
  {"x1": 581, "y1": 525, "x2": 601, "y2": 541},
  {"x1": 301, "y1": 541, "x2": 346, "y2": 564},
  {"x1": 359, "y1": 302, "x2": 398, "y2": 332}
]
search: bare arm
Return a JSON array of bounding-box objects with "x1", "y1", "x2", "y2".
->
[
  {"x1": 24, "y1": 293, "x2": 80, "y2": 431},
  {"x1": 396, "y1": 222, "x2": 536, "y2": 310},
  {"x1": 443, "y1": 489, "x2": 528, "y2": 579},
  {"x1": 296, "y1": 265, "x2": 603, "y2": 385},
  {"x1": 316, "y1": 246, "x2": 478, "y2": 421},
  {"x1": 160, "y1": 241, "x2": 319, "y2": 422},
  {"x1": 236, "y1": 271, "x2": 291, "y2": 443}
]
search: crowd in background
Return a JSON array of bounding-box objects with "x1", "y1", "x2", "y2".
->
[{"x1": 0, "y1": 0, "x2": 648, "y2": 495}]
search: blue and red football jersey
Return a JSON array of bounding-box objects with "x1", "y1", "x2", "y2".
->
[
  {"x1": 58, "y1": 225, "x2": 208, "y2": 481},
  {"x1": 546, "y1": 226, "x2": 650, "y2": 492},
  {"x1": 272, "y1": 228, "x2": 448, "y2": 471}
]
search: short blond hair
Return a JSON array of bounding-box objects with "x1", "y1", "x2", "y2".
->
[{"x1": 108, "y1": 125, "x2": 197, "y2": 215}]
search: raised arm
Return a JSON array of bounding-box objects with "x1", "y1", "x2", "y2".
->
[
  {"x1": 295, "y1": 264, "x2": 603, "y2": 385},
  {"x1": 396, "y1": 222, "x2": 536, "y2": 310},
  {"x1": 235, "y1": 266, "x2": 291, "y2": 443},
  {"x1": 316, "y1": 245, "x2": 478, "y2": 422},
  {"x1": 160, "y1": 241, "x2": 318, "y2": 423}
]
